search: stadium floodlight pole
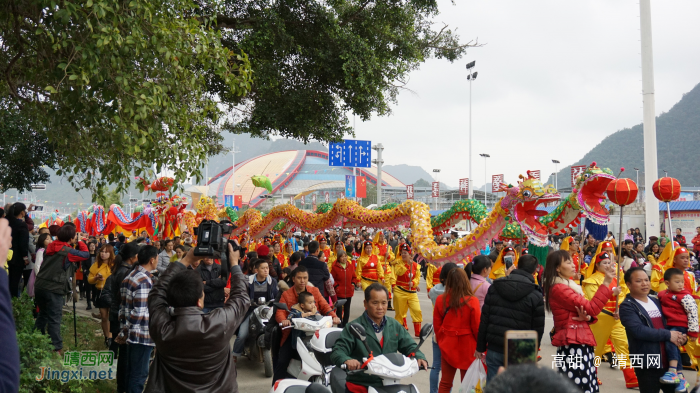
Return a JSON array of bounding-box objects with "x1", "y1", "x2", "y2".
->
[
  {"x1": 372, "y1": 144, "x2": 384, "y2": 206},
  {"x1": 552, "y1": 160, "x2": 560, "y2": 189},
  {"x1": 466, "y1": 61, "x2": 477, "y2": 200},
  {"x1": 480, "y1": 153, "x2": 490, "y2": 206},
  {"x1": 634, "y1": 167, "x2": 640, "y2": 202},
  {"x1": 230, "y1": 140, "x2": 240, "y2": 200},
  {"x1": 639, "y1": 0, "x2": 660, "y2": 238}
]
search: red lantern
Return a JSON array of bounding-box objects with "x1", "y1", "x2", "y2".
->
[
  {"x1": 652, "y1": 177, "x2": 681, "y2": 202},
  {"x1": 606, "y1": 179, "x2": 638, "y2": 206}
]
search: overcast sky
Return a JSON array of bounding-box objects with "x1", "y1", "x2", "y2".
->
[{"x1": 349, "y1": 0, "x2": 700, "y2": 190}]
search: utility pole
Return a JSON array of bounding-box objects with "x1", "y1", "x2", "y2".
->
[
  {"x1": 372, "y1": 143, "x2": 384, "y2": 206},
  {"x1": 640, "y1": 0, "x2": 660, "y2": 238}
]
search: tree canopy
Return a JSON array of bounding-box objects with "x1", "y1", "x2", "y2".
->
[{"x1": 1, "y1": 0, "x2": 471, "y2": 198}]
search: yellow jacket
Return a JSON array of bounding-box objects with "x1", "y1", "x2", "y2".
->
[
  {"x1": 426, "y1": 264, "x2": 440, "y2": 292},
  {"x1": 355, "y1": 254, "x2": 384, "y2": 283},
  {"x1": 88, "y1": 261, "x2": 112, "y2": 290},
  {"x1": 582, "y1": 269, "x2": 629, "y2": 314},
  {"x1": 394, "y1": 259, "x2": 420, "y2": 291}
]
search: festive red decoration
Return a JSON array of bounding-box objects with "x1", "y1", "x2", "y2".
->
[
  {"x1": 652, "y1": 177, "x2": 681, "y2": 202},
  {"x1": 606, "y1": 178, "x2": 638, "y2": 206}
]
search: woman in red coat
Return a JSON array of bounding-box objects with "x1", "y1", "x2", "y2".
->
[
  {"x1": 542, "y1": 250, "x2": 620, "y2": 393},
  {"x1": 434, "y1": 268, "x2": 481, "y2": 393}
]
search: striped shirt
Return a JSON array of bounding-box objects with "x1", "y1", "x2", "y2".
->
[{"x1": 119, "y1": 265, "x2": 154, "y2": 346}]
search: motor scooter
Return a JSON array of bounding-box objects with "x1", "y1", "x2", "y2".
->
[
  {"x1": 270, "y1": 321, "x2": 433, "y2": 393},
  {"x1": 274, "y1": 299, "x2": 346, "y2": 385}
]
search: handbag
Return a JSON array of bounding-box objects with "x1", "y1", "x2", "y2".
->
[{"x1": 460, "y1": 359, "x2": 487, "y2": 393}]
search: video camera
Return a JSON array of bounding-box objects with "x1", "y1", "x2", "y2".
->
[{"x1": 193, "y1": 219, "x2": 243, "y2": 258}]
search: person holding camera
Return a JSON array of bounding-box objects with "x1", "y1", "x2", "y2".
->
[
  {"x1": 200, "y1": 257, "x2": 228, "y2": 313},
  {"x1": 144, "y1": 241, "x2": 248, "y2": 392},
  {"x1": 34, "y1": 224, "x2": 89, "y2": 352},
  {"x1": 489, "y1": 246, "x2": 517, "y2": 280}
]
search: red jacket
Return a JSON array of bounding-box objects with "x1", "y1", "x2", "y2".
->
[
  {"x1": 46, "y1": 240, "x2": 89, "y2": 262},
  {"x1": 434, "y1": 294, "x2": 480, "y2": 370},
  {"x1": 331, "y1": 261, "x2": 356, "y2": 298},
  {"x1": 275, "y1": 285, "x2": 337, "y2": 345},
  {"x1": 692, "y1": 234, "x2": 700, "y2": 252},
  {"x1": 549, "y1": 282, "x2": 611, "y2": 347},
  {"x1": 658, "y1": 289, "x2": 699, "y2": 337}
]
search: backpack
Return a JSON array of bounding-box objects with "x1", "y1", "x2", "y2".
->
[{"x1": 34, "y1": 247, "x2": 76, "y2": 295}]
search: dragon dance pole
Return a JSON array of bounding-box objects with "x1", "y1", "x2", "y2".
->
[
  {"x1": 666, "y1": 202, "x2": 675, "y2": 252},
  {"x1": 615, "y1": 205, "x2": 624, "y2": 313}
]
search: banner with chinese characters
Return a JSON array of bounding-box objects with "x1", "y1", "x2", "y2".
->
[
  {"x1": 406, "y1": 185, "x2": 414, "y2": 200},
  {"x1": 431, "y1": 182, "x2": 440, "y2": 198},
  {"x1": 491, "y1": 174, "x2": 504, "y2": 192},
  {"x1": 459, "y1": 178, "x2": 469, "y2": 196},
  {"x1": 571, "y1": 165, "x2": 586, "y2": 187},
  {"x1": 530, "y1": 170, "x2": 540, "y2": 180}
]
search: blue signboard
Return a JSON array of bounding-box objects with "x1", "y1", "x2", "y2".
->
[
  {"x1": 224, "y1": 195, "x2": 233, "y2": 207},
  {"x1": 329, "y1": 140, "x2": 371, "y2": 168},
  {"x1": 345, "y1": 175, "x2": 356, "y2": 198}
]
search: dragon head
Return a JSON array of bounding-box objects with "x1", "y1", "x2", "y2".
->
[
  {"x1": 573, "y1": 162, "x2": 615, "y2": 224},
  {"x1": 501, "y1": 171, "x2": 561, "y2": 246}
]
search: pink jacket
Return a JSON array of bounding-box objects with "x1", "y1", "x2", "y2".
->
[{"x1": 469, "y1": 274, "x2": 490, "y2": 308}]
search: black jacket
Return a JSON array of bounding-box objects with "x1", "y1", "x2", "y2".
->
[
  {"x1": 109, "y1": 261, "x2": 133, "y2": 322},
  {"x1": 476, "y1": 270, "x2": 545, "y2": 353},
  {"x1": 299, "y1": 255, "x2": 330, "y2": 297},
  {"x1": 200, "y1": 263, "x2": 226, "y2": 308},
  {"x1": 146, "y1": 262, "x2": 249, "y2": 393},
  {"x1": 619, "y1": 294, "x2": 671, "y2": 369},
  {"x1": 8, "y1": 217, "x2": 29, "y2": 269}
]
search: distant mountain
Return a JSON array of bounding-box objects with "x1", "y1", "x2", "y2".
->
[
  {"x1": 546, "y1": 82, "x2": 700, "y2": 189},
  {"x1": 383, "y1": 164, "x2": 453, "y2": 189}
]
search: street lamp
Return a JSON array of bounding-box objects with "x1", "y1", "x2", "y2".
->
[
  {"x1": 552, "y1": 160, "x2": 560, "y2": 189},
  {"x1": 467, "y1": 61, "x2": 478, "y2": 200},
  {"x1": 479, "y1": 154, "x2": 490, "y2": 206}
]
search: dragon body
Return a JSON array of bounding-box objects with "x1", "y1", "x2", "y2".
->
[{"x1": 231, "y1": 172, "x2": 559, "y2": 263}]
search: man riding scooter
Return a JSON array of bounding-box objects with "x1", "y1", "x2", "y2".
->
[
  {"x1": 273, "y1": 265, "x2": 340, "y2": 383},
  {"x1": 331, "y1": 283, "x2": 428, "y2": 393}
]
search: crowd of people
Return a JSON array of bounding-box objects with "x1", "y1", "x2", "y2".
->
[{"x1": 3, "y1": 199, "x2": 700, "y2": 393}]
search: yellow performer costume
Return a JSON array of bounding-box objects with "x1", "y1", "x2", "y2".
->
[
  {"x1": 560, "y1": 236, "x2": 587, "y2": 278},
  {"x1": 490, "y1": 246, "x2": 519, "y2": 280},
  {"x1": 355, "y1": 241, "x2": 384, "y2": 290},
  {"x1": 582, "y1": 250, "x2": 638, "y2": 389},
  {"x1": 393, "y1": 243, "x2": 422, "y2": 336},
  {"x1": 327, "y1": 243, "x2": 346, "y2": 271},
  {"x1": 651, "y1": 246, "x2": 700, "y2": 376},
  {"x1": 373, "y1": 232, "x2": 395, "y2": 307},
  {"x1": 426, "y1": 264, "x2": 442, "y2": 294}
]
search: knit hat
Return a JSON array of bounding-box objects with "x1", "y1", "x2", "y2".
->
[{"x1": 257, "y1": 245, "x2": 270, "y2": 257}]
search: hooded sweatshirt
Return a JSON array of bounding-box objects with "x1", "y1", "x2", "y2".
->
[{"x1": 475, "y1": 269, "x2": 545, "y2": 353}]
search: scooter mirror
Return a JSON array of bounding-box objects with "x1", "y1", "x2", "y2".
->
[
  {"x1": 275, "y1": 302, "x2": 289, "y2": 311},
  {"x1": 335, "y1": 299, "x2": 347, "y2": 308},
  {"x1": 348, "y1": 323, "x2": 367, "y2": 341},
  {"x1": 420, "y1": 323, "x2": 434, "y2": 340}
]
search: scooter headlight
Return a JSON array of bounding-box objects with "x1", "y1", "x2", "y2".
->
[{"x1": 261, "y1": 306, "x2": 274, "y2": 320}]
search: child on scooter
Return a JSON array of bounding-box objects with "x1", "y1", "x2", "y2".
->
[{"x1": 291, "y1": 291, "x2": 319, "y2": 318}]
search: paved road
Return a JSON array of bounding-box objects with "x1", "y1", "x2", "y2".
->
[
  {"x1": 233, "y1": 277, "x2": 700, "y2": 393},
  {"x1": 64, "y1": 277, "x2": 699, "y2": 392}
]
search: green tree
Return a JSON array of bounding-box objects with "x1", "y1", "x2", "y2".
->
[
  {"x1": 95, "y1": 188, "x2": 124, "y2": 208},
  {"x1": 414, "y1": 178, "x2": 431, "y2": 187},
  {"x1": 215, "y1": 0, "x2": 472, "y2": 142},
  {"x1": 1, "y1": 0, "x2": 253, "y2": 196}
]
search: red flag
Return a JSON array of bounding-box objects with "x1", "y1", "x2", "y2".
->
[
  {"x1": 491, "y1": 175, "x2": 504, "y2": 192},
  {"x1": 234, "y1": 195, "x2": 242, "y2": 207},
  {"x1": 356, "y1": 177, "x2": 367, "y2": 198}
]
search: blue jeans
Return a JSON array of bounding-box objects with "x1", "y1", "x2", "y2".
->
[
  {"x1": 430, "y1": 339, "x2": 442, "y2": 393},
  {"x1": 232, "y1": 313, "x2": 251, "y2": 356},
  {"x1": 126, "y1": 343, "x2": 153, "y2": 393},
  {"x1": 485, "y1": 350, "x2": 504, "y2": 383},
  {"x1": 665, "y1": 326, "x2": 687, "y2": 365}
]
